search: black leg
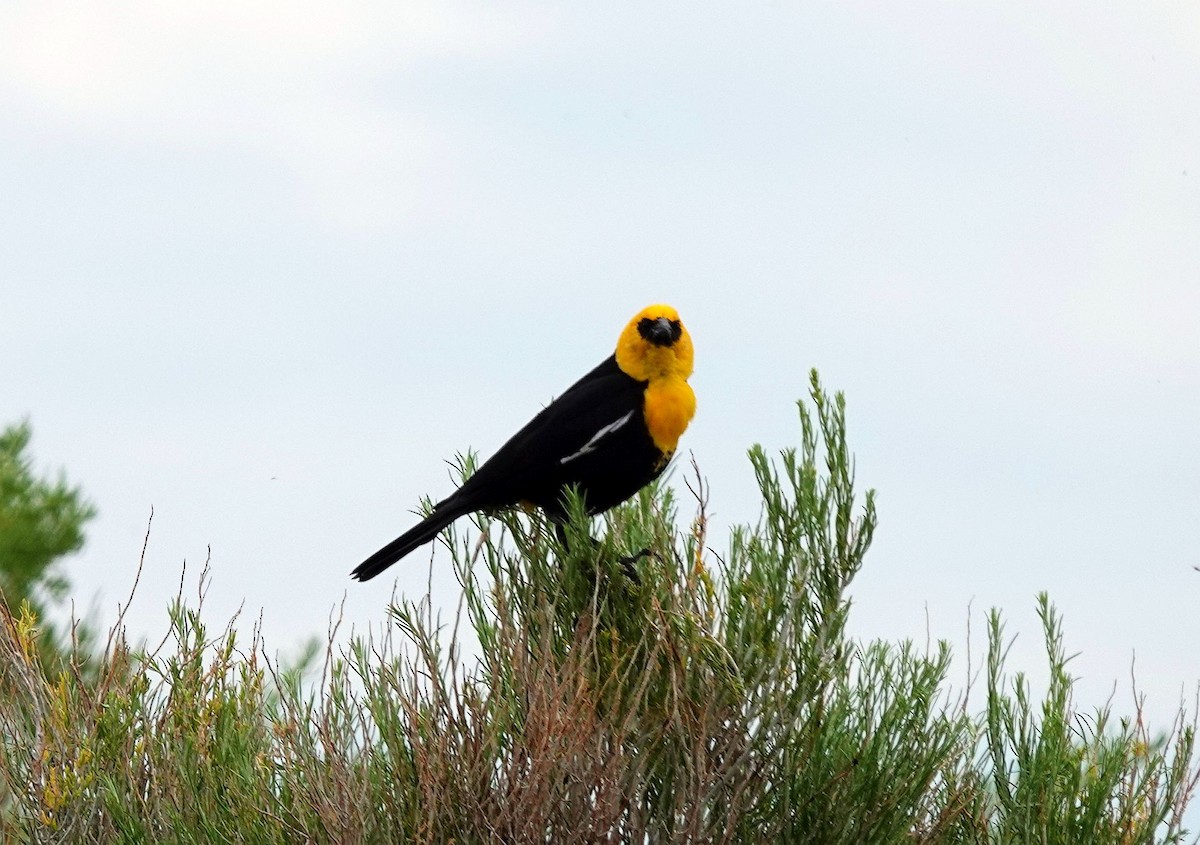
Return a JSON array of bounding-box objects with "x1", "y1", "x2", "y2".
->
[
  {"x1": 615, "y1": 548, "x2": 651, "y2": 583},
  {"x1": 552, "y1": 521, "x2": 646, "y2": 584}
]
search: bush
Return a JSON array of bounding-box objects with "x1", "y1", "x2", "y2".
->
[
  {"x1": 0, "y1": 421, "x2": 97, "y2": 678},
  {"x1": 1, "y1": 373, "x2": 1195, "y2": 843}
]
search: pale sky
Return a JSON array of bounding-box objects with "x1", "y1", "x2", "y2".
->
[{"x1": 3, "y1": 2, "x2": 1199, "y2": 737}]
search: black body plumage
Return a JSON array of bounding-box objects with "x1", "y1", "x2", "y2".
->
[{"x1": 352, "y1": 356, "x2": 663, "y2": 581}]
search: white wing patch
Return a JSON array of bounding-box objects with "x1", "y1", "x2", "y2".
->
[{"x1": 560, "y1": 410, "x2": 636, "y2": 465}]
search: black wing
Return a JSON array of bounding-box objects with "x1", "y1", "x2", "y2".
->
[
  {"x1": 353, "y1": 355, "x2": 661, "y2": 581},
  {"x1": 444, "y1": 355, "x2": 655, "y2": 516}
]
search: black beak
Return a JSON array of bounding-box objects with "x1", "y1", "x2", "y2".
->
[{"x1": 638, "y1": 316, "x2": 679, "y2": 347}]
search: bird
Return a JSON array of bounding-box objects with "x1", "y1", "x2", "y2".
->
[{"x1": 352, "y1": 303, "x2": 696, "y2": 582}]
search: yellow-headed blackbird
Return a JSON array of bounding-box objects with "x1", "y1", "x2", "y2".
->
[{"x1": 352, "y1": 304, "x2": 696, "y2": 581}]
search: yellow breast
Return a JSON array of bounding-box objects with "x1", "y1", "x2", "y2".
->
[{"x1": 643, "y1": 376, "x2": 697, "y2": 455}]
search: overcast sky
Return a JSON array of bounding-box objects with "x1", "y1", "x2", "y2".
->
[{"x1": 3, "y1": 2, "x2": 1198, "y2": 735}]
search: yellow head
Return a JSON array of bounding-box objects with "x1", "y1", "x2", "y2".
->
[
  {"x1": 615, "y1": 304, "x2": 696, "y2": 455},
  {"x1": 615, "y1": 304, "x2": 694, "y2": 383}
]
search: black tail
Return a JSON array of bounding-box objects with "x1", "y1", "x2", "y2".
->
[{"x1": 352, "y1": 499, "x2": 472, "y2": 581}]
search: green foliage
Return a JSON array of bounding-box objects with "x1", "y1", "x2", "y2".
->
[
  {"x1": 0, "y1": 421, "x2": 97, "y2": 676},
  {"x1": 0, "y1": 422, "x2": 95, "y2": 611},
  {"x1": 985, "y1": 596, "x2": 1197, "y2": 843},
  {"x1": 0, "y1": 374, "x2": 1195, "y2": 843}
]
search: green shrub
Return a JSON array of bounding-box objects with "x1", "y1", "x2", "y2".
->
[{"x1": 1, "y1": 372, "x2": 1194, "y2": 843}]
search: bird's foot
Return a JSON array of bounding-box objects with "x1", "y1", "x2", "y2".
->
[
  {"x1": 616, "y1": 547, "x2": 652, "y2": 583},
  {"x1": 553, "y1": 523, "x2": 650, "y2": 584}
]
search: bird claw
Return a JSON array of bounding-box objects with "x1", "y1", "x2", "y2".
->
[
  {"x1": 616, "y1": 547, "x2": 652, "y2": 583},
  {"x1": 554, "y1": 523, "x2": 650, "y2": 584}
]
